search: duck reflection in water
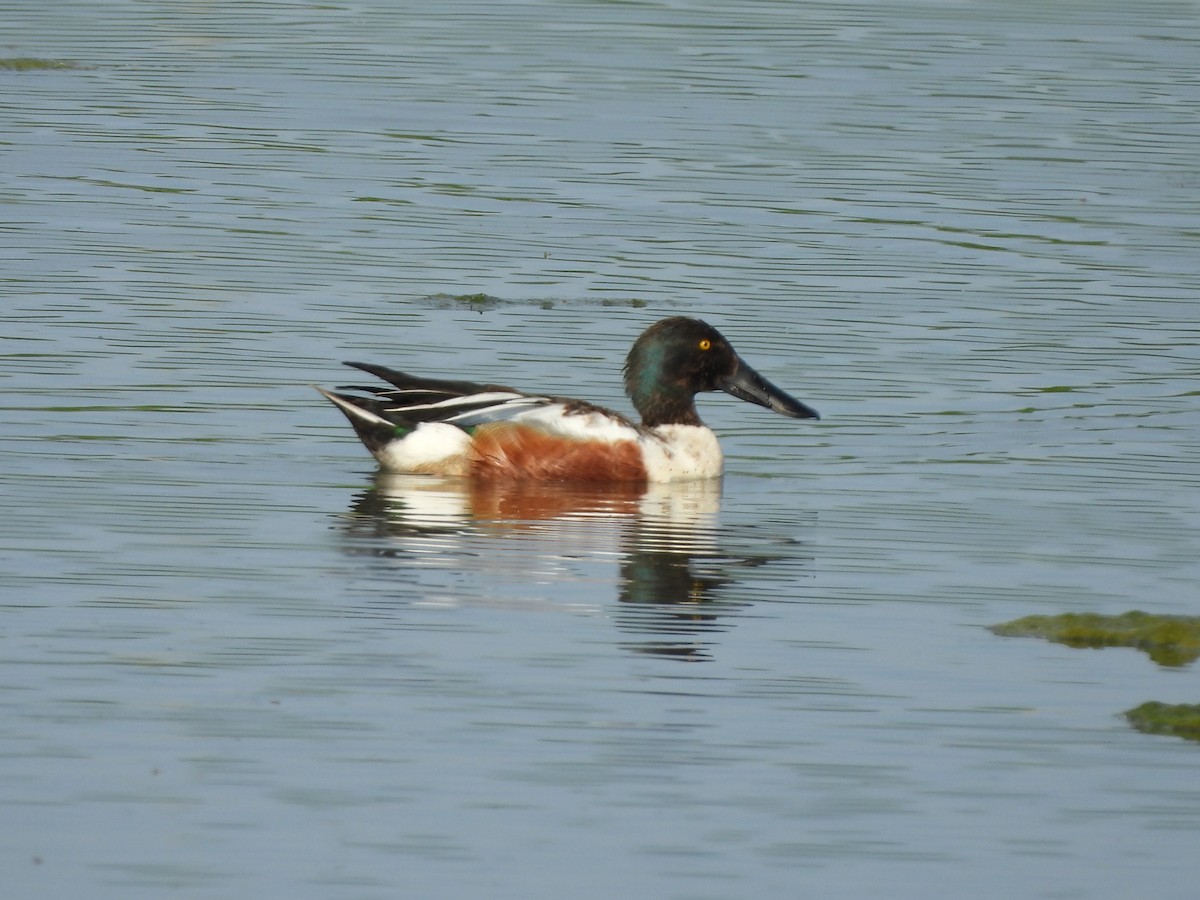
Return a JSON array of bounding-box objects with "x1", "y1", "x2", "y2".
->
[{"x1": 341, "y1": 475, "x2": 804, "y2": 661}]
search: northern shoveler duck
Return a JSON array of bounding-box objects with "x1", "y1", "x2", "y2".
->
[{"x1": 318, "y1": 316, "x2": 819, "y2": 482}]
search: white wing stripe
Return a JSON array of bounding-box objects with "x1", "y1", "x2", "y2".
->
[
  {"x1": 386, "y1": 391, "x2": 527, "y2": 414},
  {"x1": 448, "y1": 398, "x2": 548, "y2": 426}
]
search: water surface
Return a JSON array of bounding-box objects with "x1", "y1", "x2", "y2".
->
[{"x1": 3, "y1": 1, "x2": 1199, "y2": 898}]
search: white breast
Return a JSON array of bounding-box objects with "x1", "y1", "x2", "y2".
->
[{"x1": 640, "y1": 425, "x2": 724, "y2": 482}]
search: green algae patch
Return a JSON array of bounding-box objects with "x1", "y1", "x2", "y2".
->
[
  {"x1": 454, "y1": 292, "x2": 495, "y2": 308},
  {"x1": 0, "y1": 57, "x2": 80, "y2": 71},
  {"x1": 418, "y1": 293, "x2": 651, "y2": 311},
  {"x1": 419, "y1": 292, "x2": 503, "y2": 311},
  {"x1": 1124, "y1": 702, "x2": 1200, "y2": 742},
  {"x1": 989, "y1": 611, "x2": 1200, "y2": 667}
]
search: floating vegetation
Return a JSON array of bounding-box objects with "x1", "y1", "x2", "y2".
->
[
  {"x1": 993, "y1": 612, "x2": 1200, "y2": 744},
  {"x1": 989, "y1": 611, "x2": 1200, "y2": 667},
  {"x1": 1124, "y1": 702, "x2": 1200, "y2": 743},
  {"x1": 0, "y1": 57, "x2": 81, "y2": 71},
  {"x1": 419, "y1": 293, "x2": 650, "y2": 311},
  {"x1": 454, "y1": 292, "x2": 495, "y2": 307},
  {"x1": 534, "y1": 297, "x2": 648, "y2": 310}
]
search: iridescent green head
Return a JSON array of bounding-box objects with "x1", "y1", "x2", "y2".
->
[{"x1": 622, "y1": 317, "x2": 819, "y2": 428}]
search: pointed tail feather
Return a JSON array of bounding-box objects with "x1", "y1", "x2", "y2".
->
[
  {"x1": 316, "y1": 387, "x2": 401, "y2": 454},
  {"x1": 342, "y1": 362, "x2": 509, "y2": 397}
]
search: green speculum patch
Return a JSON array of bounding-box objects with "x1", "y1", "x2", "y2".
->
[
  {"x1": 1124, "y1": 702, "x2": 1200, "y2": 743},
  {"x1": 989, "y1": 611, "x2": 1200, "y2": 668}
]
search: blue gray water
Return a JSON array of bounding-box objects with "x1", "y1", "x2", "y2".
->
[{"x1": 3, "y1": 1, "x2": 1199, "y2": 897}]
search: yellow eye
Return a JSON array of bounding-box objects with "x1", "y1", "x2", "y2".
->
[{"x1": 698, "y1": 339, "x2": 712, "y2": 351}]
